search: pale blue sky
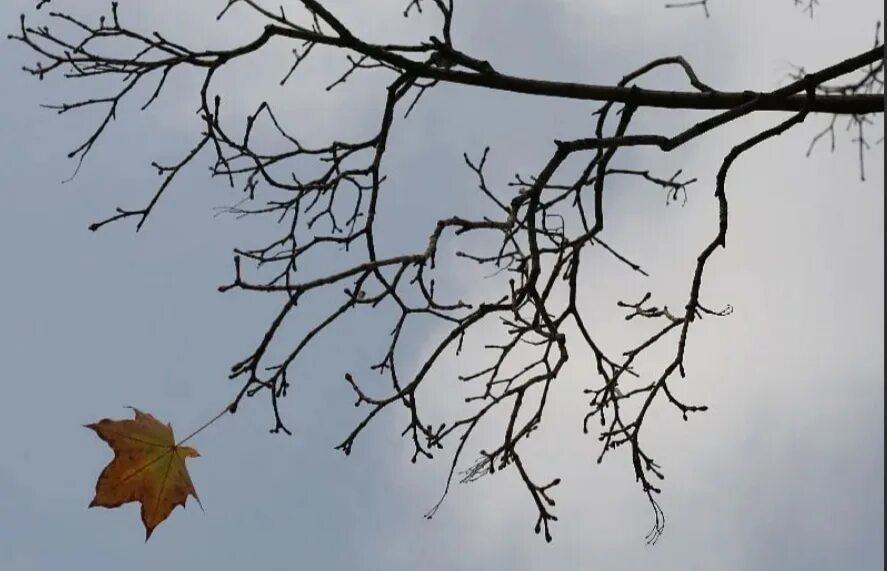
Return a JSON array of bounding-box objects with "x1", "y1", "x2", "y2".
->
[{"x1": 1, "y1": 1, "x2": 883, "y2": 569}]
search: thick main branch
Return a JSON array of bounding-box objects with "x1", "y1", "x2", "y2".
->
[{"x1": 266, "y1": 24, "x2": 884, "y2": 114}]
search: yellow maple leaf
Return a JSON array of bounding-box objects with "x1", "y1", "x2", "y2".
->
[{"x1": 86, "y1": 408, "x2": 202, "y2": 540}]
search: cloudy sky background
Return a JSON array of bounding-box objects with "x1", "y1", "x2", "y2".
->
[{"x1": 1, "y1": 0, "x2": 883, "y2": 569}]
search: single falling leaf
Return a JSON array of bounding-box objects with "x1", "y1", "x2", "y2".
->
[{"x1": 86, "y1": 407, "x2": 202, "y2": 540}]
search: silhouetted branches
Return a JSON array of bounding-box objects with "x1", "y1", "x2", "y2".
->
[
  {"x1": 665, "y1": 0, "x2": 820, "y2": 18},
  {"x1": 796, "y1": 21, "x2": 884, "y2": 180},
  {"x1": 10, "y1": 0, "x2": 883, "y2": 544}
]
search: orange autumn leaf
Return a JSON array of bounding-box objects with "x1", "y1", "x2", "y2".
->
[{"x1": 86, "y1": 407, "x2": 202, "y2": 540}]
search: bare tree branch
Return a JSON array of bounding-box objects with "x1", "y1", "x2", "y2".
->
[{"x1": 9, "y1": 0, "x2": 883, "y2": 543}]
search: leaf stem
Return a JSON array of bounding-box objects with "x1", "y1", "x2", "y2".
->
[{"x1": 176, "y1": 402, "x2": 236, "y2": 446}]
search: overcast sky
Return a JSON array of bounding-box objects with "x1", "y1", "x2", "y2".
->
[{"x1": 1, "y1": 1, "x2": 883, "y2": 569}]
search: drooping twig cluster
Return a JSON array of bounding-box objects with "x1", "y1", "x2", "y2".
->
[
  {"x1": 11, "y1": 0, "x2": 883, "y2": 543},
  {"x1": 793, "y1": 21, "x2": 885, "y2": 181}
]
